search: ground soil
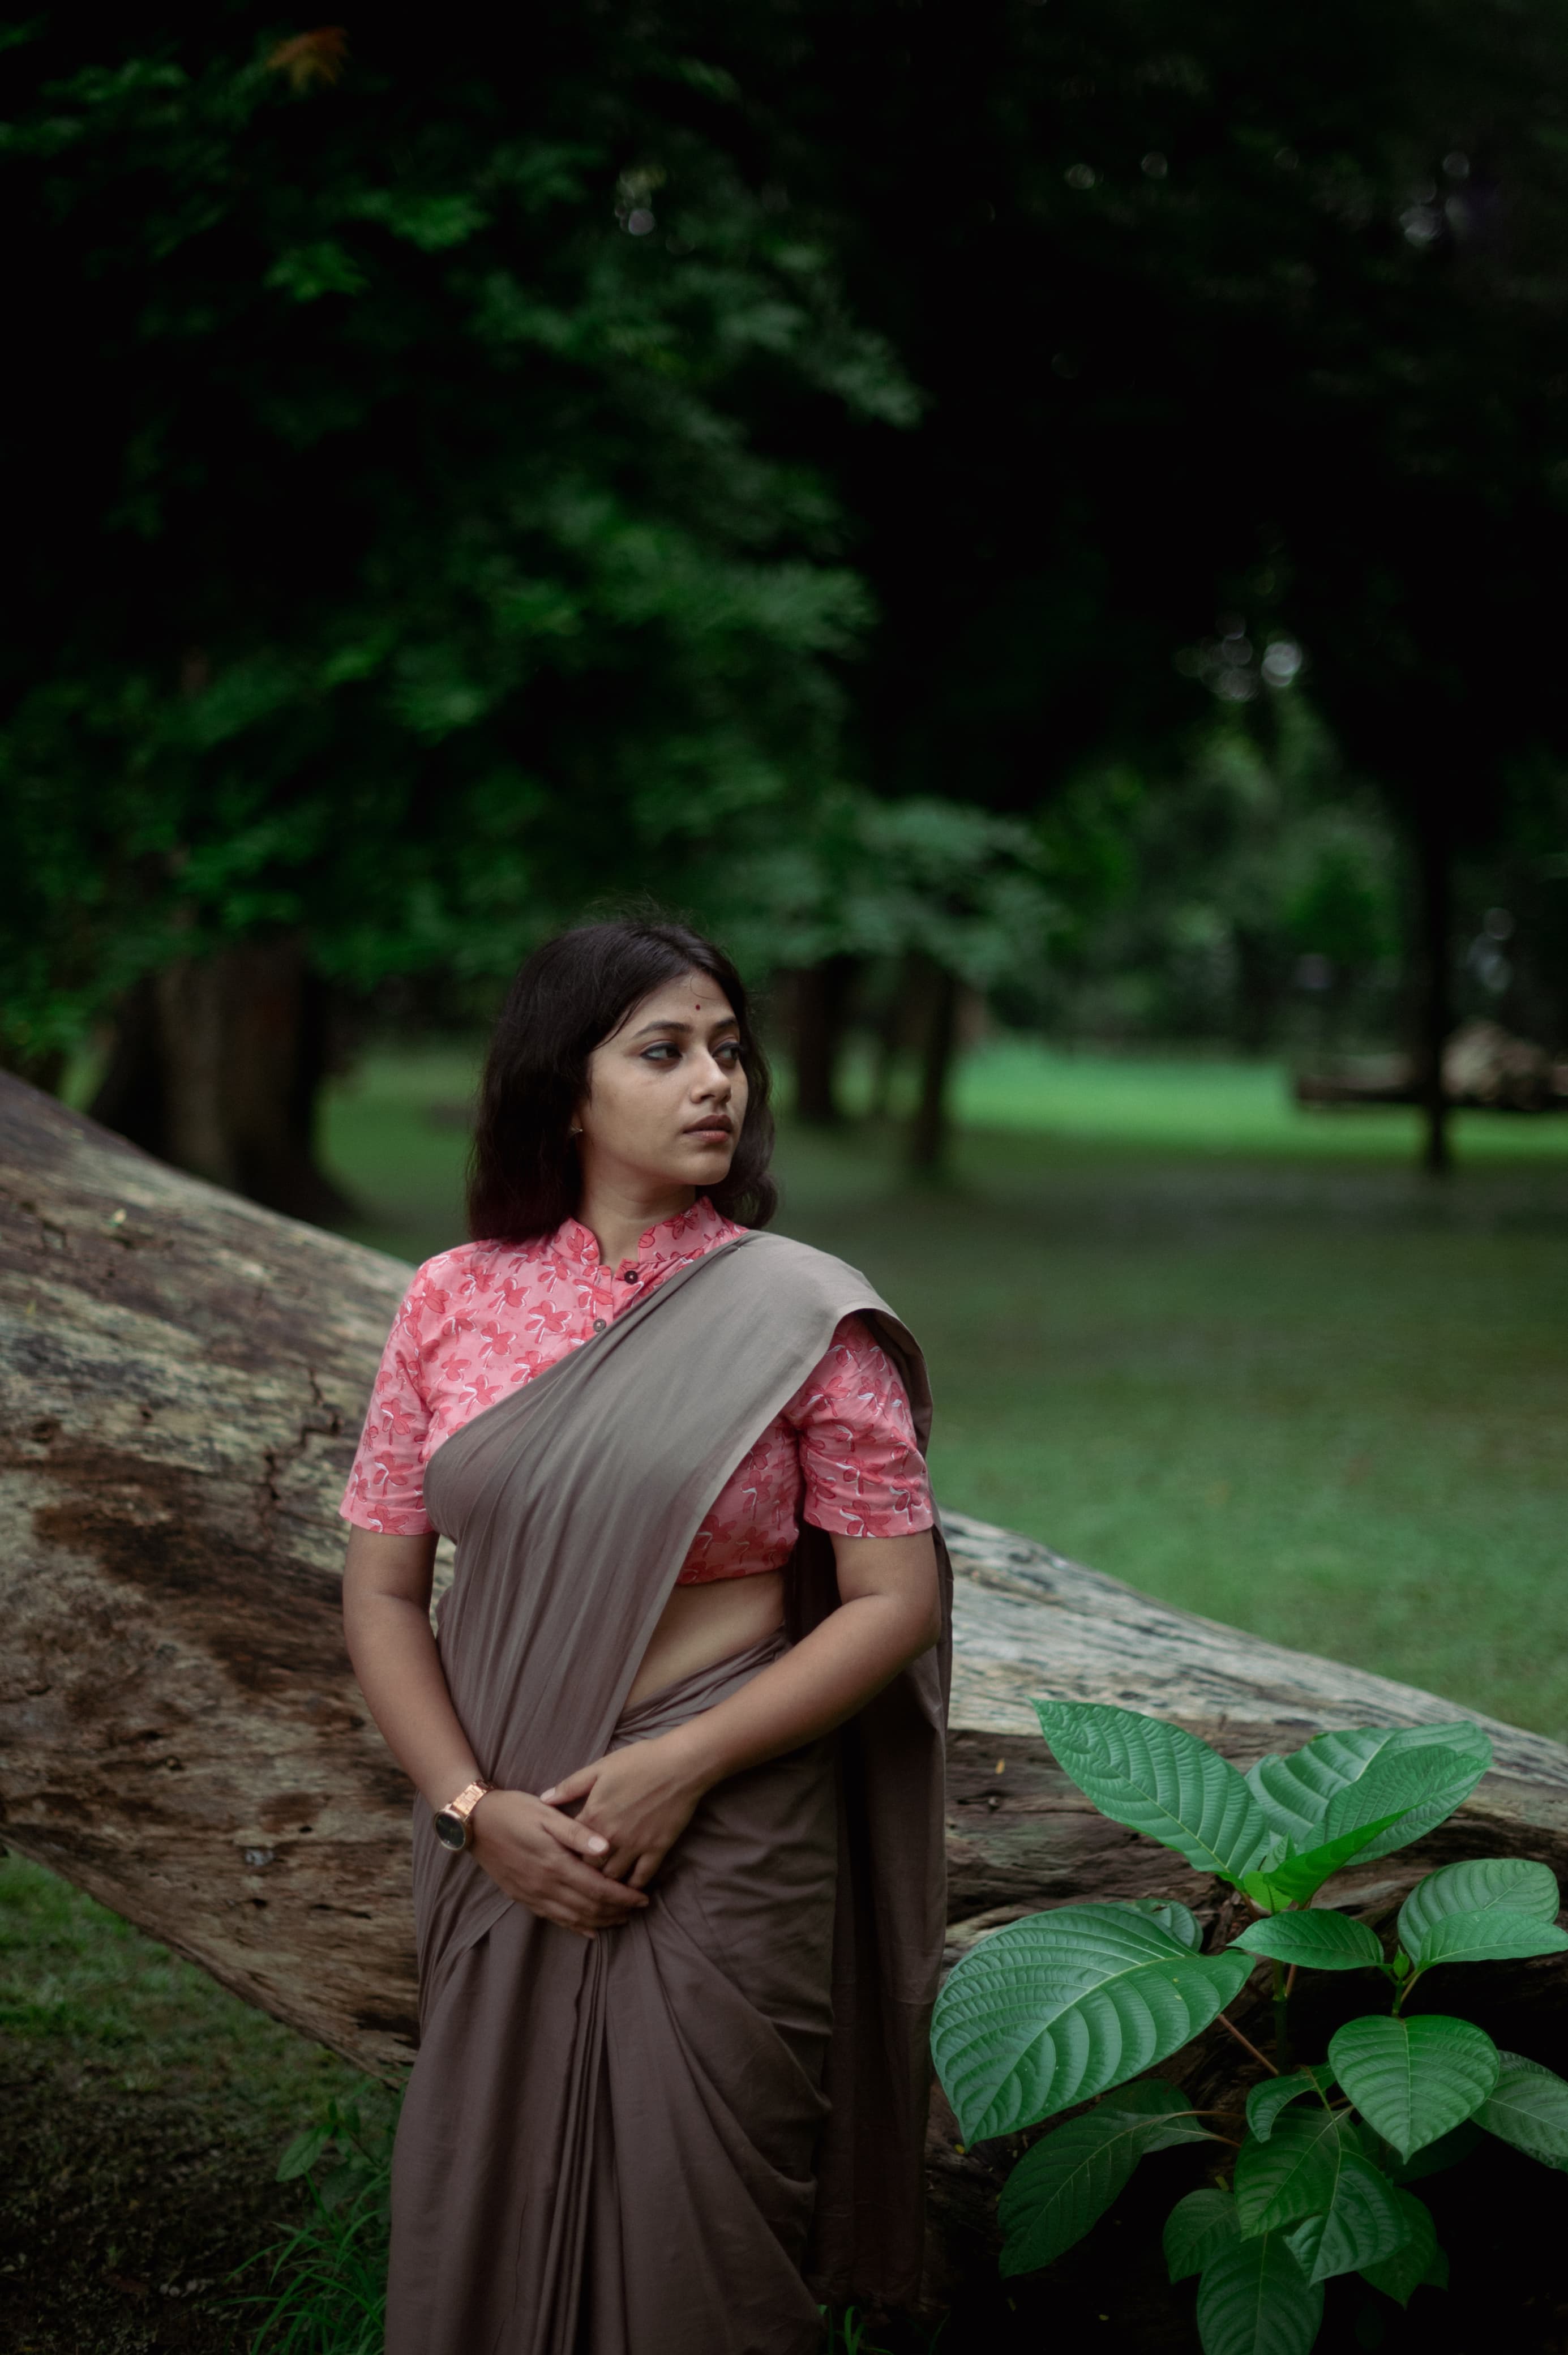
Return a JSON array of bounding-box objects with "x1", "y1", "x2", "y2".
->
[{"x1": 0, "y1": 1853, "x2": 389, "y2": 2355}]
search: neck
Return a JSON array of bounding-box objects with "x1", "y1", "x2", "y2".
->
[{"x1": 576, "y1": 1172, "x2": 698, "y2": 1270}]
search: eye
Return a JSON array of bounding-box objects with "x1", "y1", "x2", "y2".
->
[
  {"x1": 716, "y1": 1040, "x2": 743, "y2": 1065},
  {"x1": 640, "y1": 1044, "x2": 679, "y2": 1064}
]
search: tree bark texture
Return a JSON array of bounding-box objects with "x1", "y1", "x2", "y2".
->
[
  {"x1": 90, "y1": 939, "x2": 349, "y2": 1222},
  {"x1": 6, "y1": 1073, "x2": 1568, "y2": 2293}
]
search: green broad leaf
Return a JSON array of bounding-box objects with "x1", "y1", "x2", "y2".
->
[
  {"x1": 1032, "y1": 1701, "x2": 1271, "y2": 1883},
  {"x1": 1244, "y1": 1725, "x2": 1491, "y2": 1859},
  {"x1": 931, "y1": 1903, "x2": 1252, "y2": 2142},
  {"x1": 996, "y1": 2083, "x2": 1207, "y2": 2276},
  {"x1": 1097, "y1": 2075, "x2": 1216, "y2": 2151},
  {"x1": 1318, "y1": 1740, "x2": 1490, "y2": 1862},
  {"x1": 1246, "y1": 2066, "x2": 1338, "y2": 2143},
  {"x1": 1398, "y1": 1857, "x2": 1561, "y2": 1960},
  {"x1": 1246, "y1": 1754, "x2": 1320, "y2": 1850},
  {"x1": 1475, "y1": 2049, "x2": 1568, "y2": 2169},
  {"x1": 1166, "y1": 2188, "x2": 1241, "y2": 2283},
  {"x1": 997, "y1": 2112, "x2": 1147, "y2": 2276},
  {"x1": 1231, "y1": 1911, "x2": 1386, "y2": 1972},
  {"x1": 1283, "y1": 2152, "x2": 1411, "y2": 2283},
  {"x1": 1111, "y1": 1896, "x2": 1205, "y2": 1951},
  {"x1": 1412, "y1": 1908, "x2": 1568, "y2": 1971},
  {"x1": 276, "y1": 2125, "x2": 331, "y2": 2182},
  {"x1": 1234, "y1": 2108, "x2": 1361, "y2": 2235},
  {"x1": 1377, "y1": 2120, "x2": 1481, "y2": 2183},
  {"x1": 1239, "y1": 1816, "x2": 1408, "y2": 1911},
  {"x1": 1359, "y1": 2189, "x2": 1447, "y2": 2306},
  {"x1": 1328, "y1": 2014, "x2": 1500, "y2": 2160},
  {"x1": 1194, "y1": 2233, "x2": 1323, "y2": 2355}
]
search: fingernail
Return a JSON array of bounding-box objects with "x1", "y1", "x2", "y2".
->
[
  {"x1": 539, "y1": 1787, "x2": 556, "y2": 1801},
  {"x1": 588, "y1": 1835, "x2": 607, "y2": 1852}
]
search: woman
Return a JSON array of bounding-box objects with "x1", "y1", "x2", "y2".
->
[{"x1": 340, "y1": 916, "x2": 950, "y2": 2355}]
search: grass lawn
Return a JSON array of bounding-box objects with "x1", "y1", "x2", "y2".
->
[{"x1": 323, "y1": 1038, "x2": 1568, "y2": 1738}]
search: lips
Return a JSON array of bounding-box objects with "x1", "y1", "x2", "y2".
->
[{"x1": 684, "y1": 1120, "x2": 733, "y2": 1141}]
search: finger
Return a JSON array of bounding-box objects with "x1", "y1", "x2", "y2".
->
[
  {"x1": 555, "y1": 1896, "x2": 631, "y2": 1936},
  {"x1": 554, "y1": 1858, "x2": 647, "y2": 1910},
  {"x1": 538, "y1": 1766, "x2": 598, "y2": 1805},
  {"x1": 573, "y1": 1908, "x2": 632, "y2": 1936},
  {"x1": 628, "y1": 1852, "x2": 662, "y2": 1891},
  {"x1": 538, "y1": 1810, "x2": 610, "y2": 1860}
]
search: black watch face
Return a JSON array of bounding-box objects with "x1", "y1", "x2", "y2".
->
[{"x1": 432, "y1": 1811, "x2": 467, "y2": 1851}]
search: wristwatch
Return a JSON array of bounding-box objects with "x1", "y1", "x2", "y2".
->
[{"x1": 432, "y1": 1779, "x2": 492, "y2": 1852}]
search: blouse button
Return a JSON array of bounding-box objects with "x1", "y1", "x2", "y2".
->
[
  {"x1": 592, "y1": 1317, "x2": 607, "y2": 1333},
  {"x1": 623, "y1": 1269, "x2": 640, "y2": 1283}
]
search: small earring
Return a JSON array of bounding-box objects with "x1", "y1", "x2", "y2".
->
[{"x1": 568, "y1": 1125, "x2": 583, "y2": 1137}]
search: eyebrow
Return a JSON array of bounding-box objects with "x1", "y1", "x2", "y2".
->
[{"x1": 628, "y1": 1015, "x2": 740, "y2": 1041}]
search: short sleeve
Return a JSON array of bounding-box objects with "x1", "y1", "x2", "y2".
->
[
  {"x1": 340, "y1": 1279, "x2": 437, "y2": 1536},
  {"x1": 783, "y1": 1314, "x2": 934, "y2": 1539}
]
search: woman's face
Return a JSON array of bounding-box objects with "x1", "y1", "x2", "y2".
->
[{"x1": 576, "y1": 970, "x2": 749, "y2": 1199}]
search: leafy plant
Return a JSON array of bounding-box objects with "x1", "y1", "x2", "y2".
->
[
  {"x1": 932, "y1": 1702, "x2": 1568, "y2": 2352},
  {"x1": 229, "y1": 2097, "x2": 395, "y2": 2354}
]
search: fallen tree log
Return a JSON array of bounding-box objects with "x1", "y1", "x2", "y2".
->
[{"x1": 6, "y1": 1072, "x2": 1568, "y2": 2301}]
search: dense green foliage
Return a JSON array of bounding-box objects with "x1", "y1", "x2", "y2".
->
[
  {"x1": 933, "y1": 1700, "x2": 1568, "y2": 2350},
  {"x1": 7, "y1": 3, "x2": 1568, "y2": 1114},
  {"x1": 0, "y1": 10, "x2": 910, "y2": 1071},
  {"x1": 749, "y1": 0, "x2": 1568, "y2": 843},
  {"x1": 1022, "y1": 714, "x2": 1403, "y2": 1046},
  {"x1": 764, "y1": 0, "x2": 1568, "y2": 1123}
]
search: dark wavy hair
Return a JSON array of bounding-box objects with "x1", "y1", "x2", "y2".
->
[{"x1": 467, "y1": 918, "x2": 778, "y2": 1243}]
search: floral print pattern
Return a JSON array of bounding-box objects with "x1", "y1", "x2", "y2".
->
[{"x1": 340, "y1": 1196, "x2": 933, "y2": 1581}]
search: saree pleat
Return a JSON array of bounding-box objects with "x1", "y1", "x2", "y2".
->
[{"x1": 385, "y1": 1235, "x2": 951, "y2": 2355}]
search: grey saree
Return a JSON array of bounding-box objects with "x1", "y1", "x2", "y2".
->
[{"x1": 385, "y1": 1231, "x2": 952, "y2": 2355}]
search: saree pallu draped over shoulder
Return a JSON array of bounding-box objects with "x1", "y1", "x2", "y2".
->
[{"x1": 385, "y1": 1232, "x2": 952, "y2": 2355}]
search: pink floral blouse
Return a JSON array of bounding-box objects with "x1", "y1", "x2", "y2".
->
[{"x1": 340, "y1": 1196, "x2": 933, "y2": 1582}]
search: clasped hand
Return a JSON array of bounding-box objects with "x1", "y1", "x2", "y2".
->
[
  {"x1": 541, "y1": 1731, "x2": 705, "y2": 1893},
  {"x1": 466, "y1": 1732, "x2": 702, "y2": 1940}
]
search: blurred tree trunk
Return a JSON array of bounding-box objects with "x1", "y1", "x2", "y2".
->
[
  {"x1": 909, "y1": 956, "x2": 959, "y2": 1174},
  {"x1": 91, "y1": 939, "x2": 350, "y2": 1221},
  {"x1": 868, "y1": 961, "x2": 912, "y2": 1119},
  {"x1": 1413, "y1": 809, "x2": 1454, "y2": 1178},
  {"x1": 789, "y1": 954, "x2": 858, "y2": 1125},
  {"x1": 1233, "y1": 926, "x2": 1283, "y2": 1055}
]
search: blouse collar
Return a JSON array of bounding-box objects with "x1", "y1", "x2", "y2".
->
[{"x1": 552, "y1": 1193, "x2": 737, "y2": 1278}]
